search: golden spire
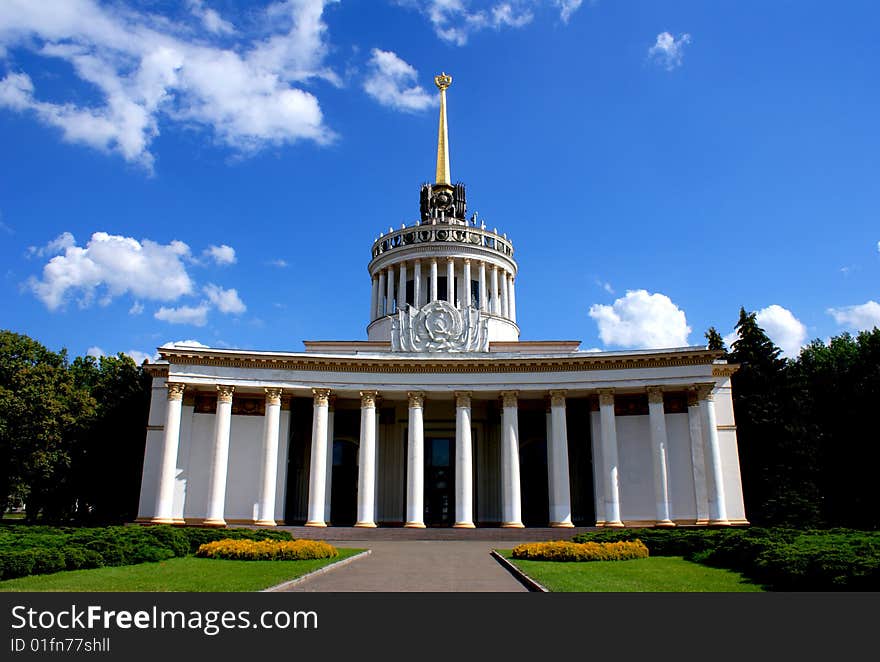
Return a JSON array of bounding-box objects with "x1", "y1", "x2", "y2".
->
[{"x1": 434, "y1": 72, "x2": 452, "y2": 187}]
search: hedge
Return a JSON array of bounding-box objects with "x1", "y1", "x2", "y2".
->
[
  {"x1": 196, "y1": 539, "x2": 338, "y2": 561},
  {"x1": 0, "y1": 525, "x2": 295, "y2": 580},
  {"x1": 572, "y1": 528, "x2": 880, "y2": 591},
  {"x1": 513, "y1": 540, "x2": 649, "y2": 562}
]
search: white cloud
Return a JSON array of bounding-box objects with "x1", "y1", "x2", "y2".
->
[
  {"x1": 268, "y1": 259, "x2": 288, "y2": 268},
  {"x1": 401, "y1": 0, "x2": 536, "y2": 46},
  {"x1": 28, "y1": 231, "x2": 76, "y2": 257},
  {"x1": 154, "y1": 303, "x2": 209, "y2": 326},
  {"x1": 648, "y1": 31, "x2": 692, "y2": 71},
  {"x1": 595, "y1": 278, "x2": 614, "y2": 294},
  {"x1": 204, "y1": 244, "x2": 236, "y2": 265},
  {"x1": 129, "y1": 301, "x2": 144, "y2": 315},
  {"x1": 86, "y1": 345, "x2": 104, "y2": 358},
  {"x1": 364, "y1": 49, "x2": 436, "y2": 112},
  {"x1": 588, "y1": 289, "x2": 692, "y2": 349},
  {"x1": 0, "y1": 0, "x2": 336, "y2": 170},
  {"x1": 828, "y1": 301, "x2": 880, "y2": 332},
  {"x1": 555, "y1": 0, "x2": 582, "y2": 23},
  {"x1": 203, "y1": 283, "x2": 246, "y2": 315},
  {"x1": 28, "y1": 231, "x2": 194, "y2": 310},
  {"x1": 161, "y1": 339, "x2": 209, "y2": 348},
  {"x1": 724, "y1": 305, "x2": 808, "y2": 359},
  {"x1": 187, "y1": 0, "x2": 235, "y2": 35}
]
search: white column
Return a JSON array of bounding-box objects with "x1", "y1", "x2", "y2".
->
[
  {"x1": 154, "y1": 382, "x2": 185, "y2": 523},
  {"x1": 548, "y1": 390, "x2": 574, "y2": 527},
  {"x1": 256, "y1": 388, "x2": 282, "y2": 526},
  {"x1": 356, "y1": 391, "x2": 378, "y2": 528},
  {"x1": 413, "y1": 260, "x2": 422, "y2": 309},
  {"x1": 508, "y1": 275, "x2": 517, "y2": 322},
  {"x1": 688, "y1": 388, "x2": 710, "y2": 525},
  {"x1": 462, "y1": 259, "x2": 472, "y2": 309},
  {"x1": 446, "y1": 258, "x2": 455, "y2": 305},
  {"x1": 501, "y1": 270, "x2": 509, "y2": 318},
  {"x1": 399, "y1": 261, "x2": 407, "y2": 309},
  {"x1": 323, "y1": 396, "x2": 335, "y2": 524},
  {"x1": 454, "y1": 392, "x2": 475, "y2": 528},
  {"x1": 205, "y1": 384, "x2": 234, "y2": 526},
  {"x1": 306, "y1": 388, "x2": 330, "y2": 527},
  {"x1": 430, "y1": 259, "x2": 438, "y2": 302},
  {"x1": 500, "y1": 391, "x2": 523, "y2": 527},
  {"x1": 647, "y1": 387, "x2": 674, "y2": 527},
  {"x1": 405, "y1": 392, "x2": 426, "y2": 528},
  {"x1": 699, "y1": 385, "x2": 730, "y2": 525},
  {"x1": 490, "y1": 266, "x2": 500, "y2": 315},
  {"x1": 377, "y1": 270, "x2": 386, "y2": 317},
  {"x1": 370, "y1": 275, "x2": 379, "y2": 321},
  {"x1": 386, "y1": 265, "x2": 396, "y2": 313},
  {"x1": 598, "y1": 389, "x2": 624, "y2": 527},
  {"x1": 478, "y1": 261, "x2": 487, "y2": 312}
]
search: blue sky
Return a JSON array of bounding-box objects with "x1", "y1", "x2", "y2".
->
[{"x1": 1, "y1": 0, "x2": 878, "y2": 362}]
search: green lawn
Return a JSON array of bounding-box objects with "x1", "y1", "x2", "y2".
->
[
  {"x1": 499, "y1": 552, "x2": 764, "y2": 592},
  {"x1": 0, "y1": 549, "x2": 364, "y2": 592}
]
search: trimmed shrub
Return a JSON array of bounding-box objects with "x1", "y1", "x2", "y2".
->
[
  {"x1": 512, "y1": 540, "x2": 649, "y2": 562},
  {"x1": 196, "y1": 539, "x2": 339, "y2": 561}
]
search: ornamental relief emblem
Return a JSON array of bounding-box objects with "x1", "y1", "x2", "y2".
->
[{"x1": 391, "y1": 300, "x2": 489, "y2": 353}]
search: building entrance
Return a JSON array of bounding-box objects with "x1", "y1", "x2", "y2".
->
[{"x1": 425, "y1": 437, "x2": 455, "y2": 526}]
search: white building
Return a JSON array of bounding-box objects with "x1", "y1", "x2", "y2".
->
[{"x1": 137, "y1": 74, "x2": 747, "y2": 530}]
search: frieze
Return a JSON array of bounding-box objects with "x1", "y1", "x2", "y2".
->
[{"x1": 391, "y1": 300, "x2": 489, "y2": 353}]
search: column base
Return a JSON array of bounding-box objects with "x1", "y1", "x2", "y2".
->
[
  {"x1": 550, "y1": 521, "x2": 575, "y2": 528},
  {"x1": 453, "y1": 522, "x2": 476, "y2": 529},
  {"x1": 253, "y1": 519, "x2": 277, "y2": 527},
  {"x1": 654, "y1": 519, "x2": 676, "y2": 528},
  {"x1": 501, "y1": 522, "x2": 524, "y2": 528},
  {"x1": 354, "y1": 522, "x2": 377, "y2": 528},
  {"x1": 305, "y1": 521, "x2": 327, "y2": 527},
  {"x1": 602, "y1": 521, "x2": 625, "y2": 528},
  {"x1": 404, "y1": 522, "x2": 426, "y2": 528},
  {"x1": 202, "y1": 518, "x2": 227, "y2": 528},
  {"x1": 140, "y1": 517, "x2": 177, "y2": 525},
  {"x1": 708, "y1": 519, "x2": 732, "y2": 526}
]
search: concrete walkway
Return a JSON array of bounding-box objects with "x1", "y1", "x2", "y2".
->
[{"x1": 281, "y1": 541, "x2": 529, "y2": 592}]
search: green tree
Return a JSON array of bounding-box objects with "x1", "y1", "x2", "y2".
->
[{"x1": 704, "y1": 326, "x2": 726, "y2": 352}]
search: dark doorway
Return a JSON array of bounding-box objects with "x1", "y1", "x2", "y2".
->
[
  {"x1": 330, "y1": 440, "x2": 358, "y2": 526},
  {"x1": 425, "y1": 437, "x2": 455, "y2": 526},
  {"x1": 521, "y1": 439, "x2": 549, "y2": 527}
]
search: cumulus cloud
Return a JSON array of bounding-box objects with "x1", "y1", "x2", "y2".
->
[
  {"x1": 724, "y1": 305, "x2": 808, "y2": 359},
  {"x1": 125, "y1": 349, "x2": 156, "y2": 365},
  {"x1": 648, "y1": 31, "x2": 692, "y2": 71},
  {"x1": 28, "y1": 231, "x2": 194, "y2": 310},
  {"x1": 86, "y1": 346, "x2": 104, "y2": 358},
  {"x1": 364, "y1": 49, "x2": 436, "y2": 112},
  {"x1": 204, "y1": 244, "x2": 236, "y2": 265},
  {"x1": 161, "y1": 339, "x2": 210, "y2": 349},
  {"x1": 828, "y1": 301, "x2": 880, "y2": 332},
  {"x1": 588, "y1": 289, "x2": 692, "y2": 349},
  {"x1": 0, "y1": 0, "x2": 337, "y2": 170},
  {"x1": 203, "y1": 283, "x2": 246, "y2": 314},
  {"x1": 154, "y1": 303, "x2": 210, "y2": 326}
]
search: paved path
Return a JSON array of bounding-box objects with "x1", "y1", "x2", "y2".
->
[{"x1": 281, "y1": 541, "x2": 529, "y2": 592}]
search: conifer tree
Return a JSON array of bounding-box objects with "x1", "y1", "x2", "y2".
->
[{"x1": 705, "y1": 326, "x2": 726, "y2": 352}]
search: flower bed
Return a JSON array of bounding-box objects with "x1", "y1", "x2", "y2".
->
[
  {"x1": 512, "y1": 540, "x2": 649, "y2": 562},
  {"x1": 196, "y1": 539, "x2": 338, "y2": 561}
]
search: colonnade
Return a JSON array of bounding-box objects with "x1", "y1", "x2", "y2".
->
[
  {"x1": 369, "y1": 257, "x2": 516, "y2": 322},
  {"x1": 151, "y1": 383, "x2": 730, "y2": 527}
]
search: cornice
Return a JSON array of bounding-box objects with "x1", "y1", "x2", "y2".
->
[{"x1": 157, "y1": 347, "x2": 727, "y2": 375}]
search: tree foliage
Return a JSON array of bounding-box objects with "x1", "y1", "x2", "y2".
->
[{"x1": 0, "y1": 330, "x2": 150, "y2": 523}]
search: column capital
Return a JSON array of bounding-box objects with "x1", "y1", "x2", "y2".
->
[
  {"x1": 216, "y1": 384, "x2": 234, "y2": 403},
  {"x1": 463, "y1": 257, "x2": 471, "y2": 265},
  {"x1": 500, "y1": 390, "x2": 518, "y2": 408},
  {"x1": 312, "y1": 388, "x2": 331, "y2": 406},
  {"x1": 328, "y1": 394, "x2": 337, "y2": 410},
  {"x1": 360, "y1": 390, "x2": 378, "y2": 408},
  {"x1": 696, "y1": 384, "x2": 715, "y2": 401},
  {"x1": 647, "y1": 386, "x2": 665, "y2": 405},
  {"x1": 446, "y1": 256, "x2": 454, "y2": 263},
  {"x1": 598, "y1": 388, "x2": 615, "y2": 407},
  {"x1": 265, "y1": 387, "x2": 282, "y2": 406},
  {"x1": 549, "y1": 390, "x2": 567, "y2": 407},
  {"x1": 687, "y1": 387, "x2": 700, "y2": 407},
  {"x1": 454, "y1": 391, "x2": 472, "y2": 408},
  {"x1": 166, "y1": 382, "x2": 186, "y2": 401},
  {"x1": 407, "y1": 391, "x2": 425, "y2": 408}
]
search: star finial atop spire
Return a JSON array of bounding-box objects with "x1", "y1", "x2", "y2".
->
[{"x1": 434, "y1": 72, "x2": 452, "y2": 187}]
